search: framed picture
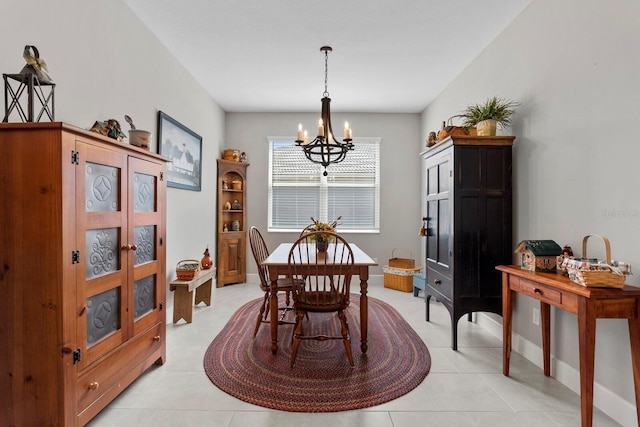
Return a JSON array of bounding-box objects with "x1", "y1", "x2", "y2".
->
[{"x1": 157, "y1": 111, "x2": 202, "y2": 191}]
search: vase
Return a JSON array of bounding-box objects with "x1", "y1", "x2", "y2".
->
[
  {"x1": 476, "y1": 119, "x2": 497, "y2": 136},
  {"x1": 316, "y1": 239, "x2": 328, "y2": 253}
]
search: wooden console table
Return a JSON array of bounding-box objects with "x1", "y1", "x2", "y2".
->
[
  {"x1": 169, "y1": 268, "x2": 216, "y2": 323},
  {"x1": 497, "y1": 265, "x2": 640, "y2": 427}
]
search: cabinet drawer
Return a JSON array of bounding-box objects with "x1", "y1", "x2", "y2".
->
[
  {"x1": 76, "y1": 323, "x2": 163, "y2": 413},
  {"x1": 511, "y1": 277, "x2": 562, "y2": 306},
  {"x1": 426, "y1": 268, "x2": 452, "y2": 302}
]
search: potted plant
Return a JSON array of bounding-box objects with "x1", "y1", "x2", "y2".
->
[
  {"x1": 306, "y1": 216, "x2": 341, "y2": 252},
  {"x1": 460, "y1": 96, "x2": 520, "y2": 136}
]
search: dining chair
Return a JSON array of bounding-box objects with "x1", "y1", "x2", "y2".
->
[
  {"x1": 249, "y1": 226, "x2": 296, "y2": 337},
  {"x1": 287, "y1": 231, "x2": 355, "y2": 367},
  {"x1": 299, "y1": 223, "x2": 315, "y2": 237}
]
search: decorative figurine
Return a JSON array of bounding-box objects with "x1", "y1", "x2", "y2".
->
[
  {"x1": 232, "y1": 199, "x2": 242, "y2": 210},
  {"x1": 556, "y1": 245, "x2": 574, "y2": 275},
  {"x1": 21, "y1": 45, "x2": 53, "y2": 83},
  {"x1": 427, "y1": 131, "x2": 437, "y2": 147},
  {"x1": 223, "y1": 223, "x2": 228, "y2": 232},
  {"x1": 90, "y1": 119, "x2": 127, "y2": 142},
  {"x1": 224, "y1": 201, "x2": 231, "y2": 210},
  {"x1": 222, "y1": 180, "x2": 228, "y2": 189},
  {"x1": 201, "y1": 246, "x2": 212, "y2": 269},
  {"x1": 240, "y1": 152, "x2": 247, "y2": 162}
]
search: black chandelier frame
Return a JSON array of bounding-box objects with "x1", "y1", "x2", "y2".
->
[{"x1": 295, "y1": 46, "x2": 353, "y2": 176}]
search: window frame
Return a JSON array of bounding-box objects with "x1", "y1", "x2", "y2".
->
[{"x1": 267, "y1": 136, "x2": 381, "y2": 234}]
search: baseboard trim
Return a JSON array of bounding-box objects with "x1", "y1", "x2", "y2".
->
[{"x1": 477, "y1": 313, "x2": 637, "y2": 427}]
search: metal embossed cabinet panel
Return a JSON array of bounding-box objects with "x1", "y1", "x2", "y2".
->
[
  {"x1": 0, "y1": 122, "x2": 167, "y2": 426},
  {"x1": 216, "y1": 159, "x2": 248, "y2": 286},
  {"x1": 422, "y1": 135, "x2": 513, "y2": 350}
]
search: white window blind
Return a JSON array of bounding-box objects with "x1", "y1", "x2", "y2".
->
[{"x1": 268, "y1": 137, "x2": 381, "y2": 233}]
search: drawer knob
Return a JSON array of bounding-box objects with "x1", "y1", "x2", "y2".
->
[
  {"x1": 433, "y1": 279, "x2": 441, "y2": 285},
  {"x1": 88, "y1": 382, "x2": 99, "y2": 391},
  {"x1": 153, "y1": 335, "x2": 161, "y2": 342},
  {"x1": 534, "y1": 288, "x2": 542, "y2": 295}
]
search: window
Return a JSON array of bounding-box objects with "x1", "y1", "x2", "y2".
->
[{"x1": 268, "y1": 137, "x2": 381, "y2": 233}]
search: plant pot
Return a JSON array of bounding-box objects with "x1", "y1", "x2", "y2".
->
[
  {"x1": 316, "y1": 240, "x2": 328, "y2": 253},
  {"x1": 129, "y1": 129, "x2": 151, "y2": 150},
  {"x1": 476, "y1": 119, "x2": 497, "y2": 136}
]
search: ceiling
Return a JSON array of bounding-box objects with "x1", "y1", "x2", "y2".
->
[{"x1": 122, "y1": 0, "x2": 531, "y2": 114}]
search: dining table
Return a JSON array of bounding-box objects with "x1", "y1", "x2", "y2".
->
[{"x1": 261, "y1": 242, "x2": 378, "y2": 355}]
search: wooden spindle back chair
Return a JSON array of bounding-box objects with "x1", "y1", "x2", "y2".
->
[
  {"x1": 248, "y1": 226, "x2": 295, "y2": 337},
  {"x1": 287, "y1": 231, "x2": 355, "y2": 367}
]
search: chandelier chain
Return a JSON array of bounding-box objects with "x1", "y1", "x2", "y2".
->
[{"x1": 323, "y1": 48, "x2": 329, "y2": 98}]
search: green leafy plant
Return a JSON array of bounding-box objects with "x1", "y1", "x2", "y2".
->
[{"x1": 460, "y1": 97, "x2": 520, "y2": 129}]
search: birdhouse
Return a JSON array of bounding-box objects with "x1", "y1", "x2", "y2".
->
[{"x1": 514, "y1": 240, "x2": 563, "y2": 272}]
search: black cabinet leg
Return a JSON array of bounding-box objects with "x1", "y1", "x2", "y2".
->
[{"x1": 425, "y1": 294, "x2": 432, "y2": 321}]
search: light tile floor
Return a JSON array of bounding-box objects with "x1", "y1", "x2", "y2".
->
[{"x1": 88, "y1": 281, "x2": 621, "y2": 427}]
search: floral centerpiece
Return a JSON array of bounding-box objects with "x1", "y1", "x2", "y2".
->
[{"x1": 306, "y1": 216, "x2": 341, "y2": 252}]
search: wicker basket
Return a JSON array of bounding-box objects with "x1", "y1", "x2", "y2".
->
[
  {"x1": 562, "y1": 235, "x2": 625, "y2": 288},
  {"x1": 383, "y1": 266, "x2": 422, "y2": 292},
  {"x1": 176, "y1": 259, "x2": 200, "y2": 281},
  {"x1": 388, "y1": 248, "x2": 415, "y2": 269}
]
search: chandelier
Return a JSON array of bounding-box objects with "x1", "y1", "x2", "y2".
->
[{"x1": 295, "y1": 46, "x2": 353, "y2": 176}]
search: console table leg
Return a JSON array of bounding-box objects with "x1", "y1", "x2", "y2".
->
[
  {"x1": 502, "y1": 272, "x2": 513, "y2": 376},
  {"x1": 578, "y1": 299, "x2": 596, "y2": 427},
  {"x1": 628, "y1": 316, "x2": 640, "y2": 426},
  {"x1": 541, "y1": 301, "x2": 551, "y2": 376}
]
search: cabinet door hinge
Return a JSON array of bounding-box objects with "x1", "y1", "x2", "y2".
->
[
  {"x1": 159, "y1": 171, "x2": 164, "y2": 181},
  {"x1": 159, "y1": 237, "x2": 164, "y2": 246},
  {"x1": 71, "y1": 150, "x2": 79, "y2": 165},
  {"x1": 72, "y1": 250, "x2": 80, "y2": 264},
  {"x1": 73, "y1": 348, "x2": 81, "y2": 364},
  {"x1": 449, "y1": 170, "x2": 453, "y2": 177}
]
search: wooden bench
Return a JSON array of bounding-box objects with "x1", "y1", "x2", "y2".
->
[{"x1": 169, "y1": 268, "x2": 216, "y2": 323}]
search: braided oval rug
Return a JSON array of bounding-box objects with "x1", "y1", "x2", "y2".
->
[{"x1": 203, "y1": 294, "x2": 430, "y2": 412}]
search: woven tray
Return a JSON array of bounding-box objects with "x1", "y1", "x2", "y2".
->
[{"x1": 562, "y1": 235, "x2": 625, "y2": 288}]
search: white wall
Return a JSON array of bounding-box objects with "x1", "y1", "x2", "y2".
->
[
  {"x1": 225, "y1": 112, "x2": 422, "y2": 277},
  {"x1": 421, "y1": 0, "x2": 640, "y2": 424},
  {"x1": 0, "y1": 0, "x2": 225, "y2": 308}
]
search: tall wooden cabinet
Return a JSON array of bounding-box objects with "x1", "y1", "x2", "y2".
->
[
  {"x1": 216, "y1": 159, "x2": 248, "y2": 286},
  {"x1": 0, "y1": 123, "x2": 168, "y2": 426},
  {"x1": 422, "y1": 135, "x2": 514, "y2": 350}
]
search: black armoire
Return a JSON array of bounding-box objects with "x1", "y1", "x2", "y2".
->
[{"x1": 422, "y1": 135, "x2": 514, "y2": 350}]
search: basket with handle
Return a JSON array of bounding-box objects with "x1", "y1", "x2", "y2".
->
[
  {"x1": 562, "y1": 235, "x2": 625, "y2": 288},
  {"x1": 388, "y1": 248, "x2": 415, "y2": 269},
  {"x1": 435, "y1": 115, "x2": 476, "y2": 142},
  {"x1": 384, "y1": 249, "x2": 420, "y2": 291},
  {"x1": 176, "y1": 259, "x2": 200, "y2": 281}
]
